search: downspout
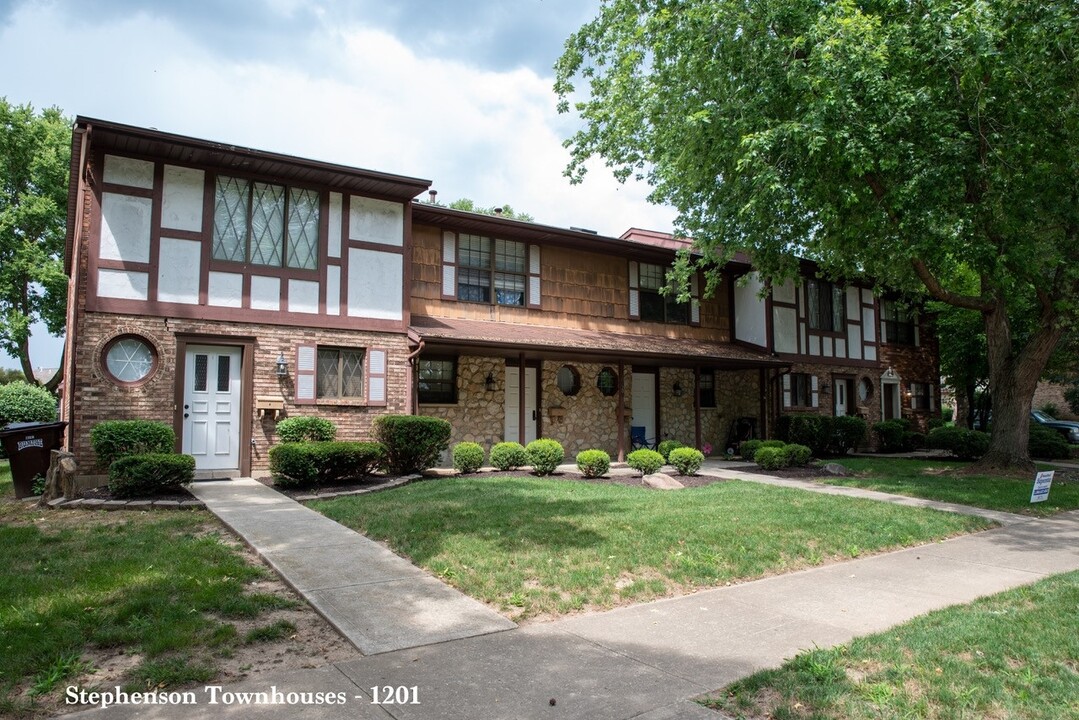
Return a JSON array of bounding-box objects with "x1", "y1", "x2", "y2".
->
[{"x1": 406, "y1": 331, "x2": 424, "y2": 416}]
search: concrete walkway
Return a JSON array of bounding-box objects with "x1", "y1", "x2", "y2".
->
[
  {"x1": 71, "y1": 475, "x2": 1079, "y2": 719},
  {"x1": 187, "y1": 478, "x2": 514, "y2": 655}
]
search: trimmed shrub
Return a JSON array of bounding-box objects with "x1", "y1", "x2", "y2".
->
[
  {"x1": 941, "y1": 407, "x2": 954, "y2": 423},
  {"x1": 374, "y1": 415, "x2": 451, "y2": 474},
  {"x1": 831, "y1": 416, "x2": 868, "y2": 455},
  {"x1": 276, "y1": 416, "x2": 337, "y2": 443},
  {"x1": 490, "y1": 441, "x2": 528, "y2": 471},
  {"x1": 627, "y1": 448, "x2": 665, "y2": 475},
  {"x1": 927, "y1": 417, "x2": 946, "y2": 431},
  {"x1": 754, "y1": 446, "x2": 787, "y2": 471},
  {"x1": 903, "y1": 431, "x2": 926, "y2": 450},
  {"x1": 576, "y1": 449, "x2": 611, "y2": 478},
  {"x1": 91, "y1": 420, "x2": 175, "y2": 468},
  {"x1": 657, "y1": 439, "x2": 684, "y2": 462},
  {"x1": 778, "y1": 414, "x2": 829, "y2": 454},
  {"x1": 668, "y1": 447, "x2": 705, "y2": 475},
  {"x1": 738, "y1": 439, "x2": 763, "y2": 460},
  {"x1": 761, "y1": 439, "x2": 786, "y2": 448},
  {"x1": 269, "y1": 441, "x2": 385, "y2": 488},
  {"x1": 109, "y1": 453, "x2": 194, "y2": 498},
  {"x1": 526, "y1": 438, "x2": 565, "y2": 475},
  {"x1": 873, "y1": 419, "x2": 912, "y2": 453},
  {"x1": 0, "y1": 381, "x2": 57, "y2": 424},
  {"x1": 1029, "y1": 425, "x2": 1069, "y2": 459},
  {"x1": 783, "y1": 443, "x2": 812, "y2": 467},
  {"x1": 928, "y1": 426, "x2": 990, "y2": 460},
  {"x1": 453, "y1": 442, "x2": 485, "y2": 473}
]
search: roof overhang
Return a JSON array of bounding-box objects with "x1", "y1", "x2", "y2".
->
[{"x1": 410, "y1": 315, "x2": 789, "y2": 369}]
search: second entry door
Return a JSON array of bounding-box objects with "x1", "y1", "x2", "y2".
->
[{"x1": 504, "y1": 366, "x2": 537, "y2": 444}]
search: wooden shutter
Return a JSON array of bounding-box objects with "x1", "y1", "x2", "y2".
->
[
  {"x1": 929, "y1": 383, "x2": 936, "y2": 411},
  {"x1": 295, "y1": 345, "x2": 316, "y2": 405},
  {"x1": 811, "y1": 375, "x2": 819, "y2": 408},
  {"x1": 628, "y1": 261, "x2": 640, "y2": 320},
  {"x1": 366, "y1": 347, "x2": 387, "y2": 407},
  {"x1": 528, "y1": 244, "x2": 541, "y2": 308},
  {"x1": 441, "y1": 231, "x2": 457, "y2": 300},
  {"x1": 782, "y1": 373, "x2": 791, "y2": 408},
  {"x1": 914, "y1": 318, "x2": 921, "y2": 347},
  {"x1": 690, "y1": 272, "x2": 701, "y2": 326}
]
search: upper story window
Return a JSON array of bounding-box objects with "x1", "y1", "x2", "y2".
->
[
  {"x1": 457, "y1": 234, "x2": 526, "y2": 306},
  {"x1": 213, "y1": 175, "x2": 319, "y2": 270},
  {"x1": 882, "y1": 301, "x2": 917, "y2": 345},
  {"x1": 807, "y1": 279, "x2": 845, "y2": 332},
  {"x1": 639, "y1": 262, "x2": 689, "y2": 324}
]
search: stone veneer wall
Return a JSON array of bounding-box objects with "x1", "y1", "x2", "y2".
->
[
  {"x1": 69, "y1": 311, "x2": 410, "y2": 475},
  {"x1": 659, "y1": 368, "x2": 763, "y2": 453},
  {"x1": 419, "y1": 355, "x2": 506, "y2": 450},
  {"x1": 541, "y1": 361, "x2": 627, "y2": 458}
]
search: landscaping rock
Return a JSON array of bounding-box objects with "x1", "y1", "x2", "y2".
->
[
  {"x1": 42, "y1": 449, "x2": 78, "y2": 501},
  {"x1": 822, "y1": 462, "x2": 851, "y2": 476},
  {"x1": 642, "y1": 473, "x2": 684, "y2": 490}
]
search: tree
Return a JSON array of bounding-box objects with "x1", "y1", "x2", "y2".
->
[
  {"x1": 556, "y1": 0, "x2": 1079, "y2": 471},
  {"x1": 447, "y1": 198, "x2": 535, "y2": 222},
  {"x1": 0, "y1": 99, "x2": 69, "y2": 390}
]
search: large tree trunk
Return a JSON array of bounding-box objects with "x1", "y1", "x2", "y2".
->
[{"x1": 973, "y1": 299, "x2": 1062, "y2": 472}]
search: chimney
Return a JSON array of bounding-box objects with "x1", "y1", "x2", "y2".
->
[{"x1": 428, "y1": 189, "x2": 438, "y2": 204}]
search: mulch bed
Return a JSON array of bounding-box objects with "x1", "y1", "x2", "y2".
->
[
  {"x1": 253, "y1": 474, "x2": 394, "y2": 499},
  {"x1": 78, "y1": 485, "x2": 197, "y2": 502}
]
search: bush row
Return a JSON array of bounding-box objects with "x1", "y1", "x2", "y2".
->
[
  {"x1": 748, "y1": 442, "x2": 813, "y2": 471},
  {"x1": 269, "y1": 441, "x2": 385, "y2": 488},
  {"x1": 88, "y1": 420, "x2": 194, "y2": 497},
  {"x1": 777, "y1": 414, "x2": 867, "y2": 456}
]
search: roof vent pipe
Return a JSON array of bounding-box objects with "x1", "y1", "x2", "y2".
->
[
  {"x1": 428, "y1": 189, "x2": 438, "y2": 203},
  {"x1": 493, "y1": 207, "x2": 503, "y2": 215}
]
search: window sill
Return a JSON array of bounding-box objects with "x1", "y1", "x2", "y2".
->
[
  {"x1": 315, "y1": 398, "x2": 368, "y2": 408},
  {"x1": 419, "y1": 402, "x2": 458, "y2": 408}
]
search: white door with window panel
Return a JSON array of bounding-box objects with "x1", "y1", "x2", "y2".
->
[
  {"x1": 834, "y1": 379, "x2": 849, "y2": 417},
  {"x1": 631, "y1": 372, "x2": 657, "y2": 443},
  {"x1": 182, "y1": 345, "x2": 242, "y2": 470},
  {"x1": 504, "y1": 367, "x2": 537, "y2": 444}
]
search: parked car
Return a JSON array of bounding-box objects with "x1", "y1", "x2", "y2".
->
[{"x1": 1030, "y1": 411, "x2": 1079, "y2": 444}]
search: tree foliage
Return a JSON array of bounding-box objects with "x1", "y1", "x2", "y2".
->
[
  {"x1": 447, "y1": 198, "x2": 534, "y2": 222},
  {"x1": 0, "y1": 99, "x2": 70, "y2": 388},
  {"x1": 556, "y1": 0, "x2": 1079, "y2": 469}
]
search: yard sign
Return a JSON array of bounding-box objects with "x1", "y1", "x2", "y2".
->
[{"x1": 1030, "y1": 471, "x2": 1054, "y2": 503}]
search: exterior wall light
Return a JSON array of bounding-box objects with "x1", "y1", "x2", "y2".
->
[
  {"x1": 673, "y1": 381, "x2": 683, "y2": 397},
  {"x1": 485, "y1": 372, "x2": 496, "y2": 392},
  {"x1": 275, "y1": 353, "x2": 289, "y2": 377}
]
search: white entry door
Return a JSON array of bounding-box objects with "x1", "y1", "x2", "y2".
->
[
  {"x1": 182, "y1": 345, "x2": 242, "y2": 470},
  {"x1": 631, "y1": 371, "x2": 657, "y2": 443},
  {"x1": 504, "y1": 366, "x2": 538, "y2": 444},
  {"x1": 835, "y1": 378, "x2": 849, "y2": 417}
]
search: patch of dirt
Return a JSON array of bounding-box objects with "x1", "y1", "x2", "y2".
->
[
  {"x1": 253, "y1": 474, "x2": 396, "y2": 498},
  {"x1": 728, "y1": 465, "x2": 836, "y2": 480},
  {"x1": 78, "y1": 485, "x2": 196, "y2": 502}
]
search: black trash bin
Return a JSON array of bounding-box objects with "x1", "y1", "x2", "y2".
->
[{"x1": 0, "y1": 421, "x2": 68, "y2": 499}]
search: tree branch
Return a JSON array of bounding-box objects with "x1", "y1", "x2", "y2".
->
[{"x1": 911, "y1": 259, "x2": 994, "y2": 311}]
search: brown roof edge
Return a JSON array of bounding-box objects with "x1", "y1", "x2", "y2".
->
[
  {"x1": 74, "y1": 116, "x2": 432, "y2": 197},
  {"x1": 64, "y1": 124, "x2": 88, "y2": 274}
]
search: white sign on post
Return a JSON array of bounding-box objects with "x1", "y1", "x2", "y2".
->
[{"x1": 1030, "y1": 471, "x2": 1054, "y2": 503}]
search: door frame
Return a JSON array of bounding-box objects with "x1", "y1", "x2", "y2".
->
[
  {"x1": 174, "y1": 334, "x2": 255, "y2": 477},
  {"x1": 630, "y1": 366, "x2": 660, "y2": 445},
  {"x1": 504, "y1": 359, "x2": 541, "y2": 444},
  {"x1": 832, "y1": 374, "x2": 856, "y2": 417}
]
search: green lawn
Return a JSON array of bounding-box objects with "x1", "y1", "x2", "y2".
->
[
  {"x1": 0, "y1": 459, "x2": 11, "y2": 498},
  {"x1": 311, "y1": 477, "x2": 990, "y2": 619},
  {"x1": 706, "y1": 570, "x2": 1079, "y2": 720},
  {"x1": 819, "y1": 457, "x2": 1079, "y2": 516},
  {"x1": 0, "y1": 505, "x2": 298, "y2": 716}
]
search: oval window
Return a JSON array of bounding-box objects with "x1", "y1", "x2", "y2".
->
[
  {"x1": 557, "y1": 365, "x2": 581, "y2": 396},
  {"x1": 858, "y1": 378, "x2": 873, "y2": 403},
  {"x1": 597, "y1": 367, "x2": 619, "y2": 397},
  {"x1": 103, "y1": 335, "x2": 157, "y2": 385}
]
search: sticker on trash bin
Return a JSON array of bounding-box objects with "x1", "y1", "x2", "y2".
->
[
  {"x1": 1030, "y1": 470, "x2": 1053, "y2": 503},
  {"x1": 16, "y1": 437, "x2": 43, "y2": 451}
]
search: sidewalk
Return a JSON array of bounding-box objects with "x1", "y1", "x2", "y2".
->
[{"x1": 72, "y1": 481, "x2": 1079, "y2": 719}]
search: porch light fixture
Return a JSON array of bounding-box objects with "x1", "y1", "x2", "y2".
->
[
  {"x1": 485, "y1": 372, "x2": 496, "y2": 392},
  {"x1": 821, "y1": 381, "x2": 831, "y2": 394},
  {"x1": 275, "y1": 353, "x2": 289, "y2": 377},
  {"x1": 673, "y1": 381, "x2": 683, "y2": 397}
]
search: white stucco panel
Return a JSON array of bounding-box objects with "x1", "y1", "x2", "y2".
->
[
  {"x1": 847, "y1": 323, "x2": 863, "y2": 360},
  {"x1": 865, "y1": 344, "x2": 878, "y2": 362},
  {"x1": 733, "y1": 273, "x2": 767, "y2": 347},
  {"x1": 808, "y1": 334, "x2": 821, "y2": 356},
  {"x1": 349, "y1": 196, "x2": 403, "y2": 246},
  {"x1": 161, "y1": 165, "x2": 205, "y2": 232},
  {"x1": 250, "y1": 276, "x2": 281, "y2": 311},
  {"x1": 208, "y1": 272, "x2": 243, "y2": 308},
  {"x1": 773, "y1": 278, "x2": 796, "y2": 305},
  {"x1": 288, "y1": 279, "x2": 320, "y2": 314},
  {"x1": 846, "y1": 286, "x2": 860, "y2": 320},
  {"x1": 862, "y1": 306, "x2": 877, "y2": 342},
  {"x1": 347, "y1": 248, "x2": 403, "y2": 320},
  {"x1": 157, "y1": 238, "x2": 201, "y2": 304},
  {"x1": 103, "y1": 154, "x2": 154, "y2": 189},
  {"x1": 325, "y1": 265, "x2": 341, "y2": 316},
  {"x1": 98, "y1": 269, "x2": 148, "y2": 300},
  {"x1": 773, "y1": 306, "x2": 798, "y2": 354},
  {"x1": 100, "y1": 193, "x2": 152, "y2": 263},
  {"x1": 328, "y1": 192, "x2": 343, "y2": 258}
]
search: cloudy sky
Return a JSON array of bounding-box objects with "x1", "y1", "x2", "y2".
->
[{"x1": 0, "y1": 0, "x2": 677, "y2": 371}]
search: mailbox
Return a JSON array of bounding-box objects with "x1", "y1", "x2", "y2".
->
[{"x1": 255, "y1": 396, "x2": 285, "y2": 419}]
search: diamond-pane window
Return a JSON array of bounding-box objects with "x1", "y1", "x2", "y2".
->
[
  {"x1": 213, "y1": 177, "x2": 249, "y2": 262},
  {"x1": 287, "y1": 188, "x2": 319, "y2": 269},
  {"x1": 316, "y1": 347, "x2": 364, "y2": 399},
  {"x1": 194, "y1": 355, "x2": 208, "y2": 392},
  {"x1": 250, "y1": 182, "x2": 285, "y2": 266}
]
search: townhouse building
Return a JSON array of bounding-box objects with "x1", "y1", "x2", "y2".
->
[{"x1": 61, "y1": 118, "x2": 940, "y2": 477}]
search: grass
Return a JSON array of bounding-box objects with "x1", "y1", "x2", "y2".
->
[
  {"x1": 819, "y1": 457, "x2": 1079, "y2": 516},
  {"x1": 311, "y1": 477, "x2": 990, "y2": 618},
  {"x1": 705, "y1": 570, "x2": 1079, "y2": 720},
  {"x1": 1, "y1": 459, "x2": 12, "y2": 498},
  {"x1": 0, "y1": 503, "x2": 298, "y2": 715}
]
